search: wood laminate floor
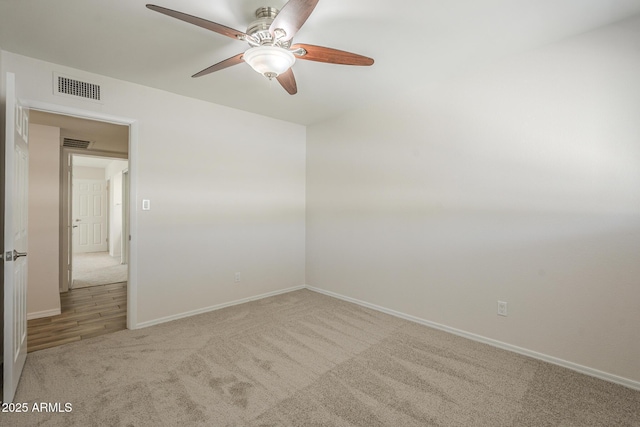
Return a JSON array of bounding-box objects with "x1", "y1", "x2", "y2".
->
[{"x1": 27, "y1": 282, "x2": 127, "y2": 353}]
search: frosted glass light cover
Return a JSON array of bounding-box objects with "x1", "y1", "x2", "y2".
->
[{"x1": 243, "y1": 46, "x2": 296, "y2": 78}]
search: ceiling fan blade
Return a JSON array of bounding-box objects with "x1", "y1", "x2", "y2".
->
[
  {"x1": 269, "y1": 0, "x2": 319, "y2": 42},
  {"x1": 192, "y1": 53, "x2": 245, "y2": 78},
  {"x1": 292, "y1": 44, "x2": 374, "y2": 66},
  {"x1": 276, "y1": 69, "x2": 298, "y2": 95},
  {"x1": 146, "y1": 4, "x2": 247, "y2": 41}
]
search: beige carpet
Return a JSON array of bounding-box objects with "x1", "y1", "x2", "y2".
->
[
  {"x1": 72, "y1": 251, "x2": 128, "y2": 289},
  {"x1": 6, "y1": 290, "x2": 639, "y2": 426}
]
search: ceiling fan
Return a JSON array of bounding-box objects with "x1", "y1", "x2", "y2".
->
[{"x1": 146, "y1": 0, "x2": 374, "y2": 95}]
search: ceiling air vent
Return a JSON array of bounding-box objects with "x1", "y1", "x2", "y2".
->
[
  {"x1": 63, "y1": 138, "x2": 92, "y2": 149},
  {"x1": 53, "y1": 73, "x2": 101, "y2": 102}
]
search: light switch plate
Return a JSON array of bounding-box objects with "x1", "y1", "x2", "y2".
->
[
  {"x1": 142, "y1": 199, "x2": 151, "y2": 211},
  {"x1": 497, "y1": 301, "x2": 508, "y2": 316}
]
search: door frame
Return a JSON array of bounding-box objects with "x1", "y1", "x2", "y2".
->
[
  {"x1": 63, "y1": 150, "x2": 127, "y2": 290},
  {"x1": 121, "y1": 170, "x2": 129, "y2": 265},
  {"x1": 24, "y1": 100, "x2": 139, "y2": 329}
]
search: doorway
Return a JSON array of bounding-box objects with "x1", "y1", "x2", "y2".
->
[
  {"x1": 4, "y1": 90, "x2": 139, "y2": 400},
  {"x1": 69, "y1": 154, "x2": 129, "y2": 290},
  {"x1": 24, "y1": 108, "x2": 135, "y2": 351}
]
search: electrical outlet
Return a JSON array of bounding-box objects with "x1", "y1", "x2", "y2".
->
[
  {"x1": 234, "y1": 272, "x2": 241, "y2": 283},
  {"x1": 497, "y1": 301, "x2": 508, "y2": 317}
]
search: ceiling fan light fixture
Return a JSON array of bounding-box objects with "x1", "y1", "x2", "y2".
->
[
  {"x1": 146, "y1": 1, "x2": 374, "y2": 94},
  {"x1": 243, "y1": 46, "x2": 296, "y2": 80}
]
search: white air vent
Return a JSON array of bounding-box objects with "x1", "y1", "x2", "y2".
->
[
  {"x1": 53, "y1": 73, "x2": 102, "y2": 103},
  {"x1": 63, "y1": 138, "x2": 93, "y2": 149}
]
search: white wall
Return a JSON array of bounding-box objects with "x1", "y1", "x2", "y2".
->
[
  {"x1": 27, "y1": 124, "x2": 61, "y2": 318},
  {"x1": 74, "y1": 165, "x2": 105, "y2": 180},
  {"x1": 1, "y1": 50, "x2": 306, "y2": 325},
  {"x1": 306, "y1": 16, "x2": 640, "y2": 384},
  {"x1": 106, "y1": 160, "x2": 128, "y2": 258},
  {"x1": 105, "y1": 159, "x2": 128, "y2": 182},
  {"x1": 109, "y1": 171, "x2": 122, "y2": 257}
]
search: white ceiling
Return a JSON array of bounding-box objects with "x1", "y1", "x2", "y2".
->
[{"x1": 2, "y1": 0, "x2": 640, "y2": 125}]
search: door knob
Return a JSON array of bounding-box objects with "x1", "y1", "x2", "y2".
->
[{"x1": 12, "y1": 250, "x2": 27, "y2": 261}]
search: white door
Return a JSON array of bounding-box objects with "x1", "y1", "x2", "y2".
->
[
  {"x1": 73, "y1": 178, "x2": 108, "y2": 253},
  {"x1": 3, "y1": 72, "x2": 29, "y2": 403}
]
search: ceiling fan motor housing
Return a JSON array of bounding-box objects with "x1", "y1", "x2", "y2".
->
[{"x1": 246, "y1": 7, "x2": 291, "y2": 48}]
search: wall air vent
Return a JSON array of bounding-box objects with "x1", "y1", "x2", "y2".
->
[
  {"x1": 63, "y1": 138, "x2": 92, "y2": 149},
  {"x1": 53, "y1": 73, "x2": 102, "y2": 102}
]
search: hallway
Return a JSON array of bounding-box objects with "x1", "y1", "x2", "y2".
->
[{"x1": 27, "y1": 282, "x2": 127, "y2": 352}]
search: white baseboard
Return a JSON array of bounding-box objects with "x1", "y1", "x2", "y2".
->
[
  {"x1": 135, "y1": 285, "x2": 306, "y2": 329},
  {"x1": 306, "y1": 285, "x2": 640, "y2": 391},
  {"x1": 27, "y1": 308, "x2": 61, "y2": 320}
]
